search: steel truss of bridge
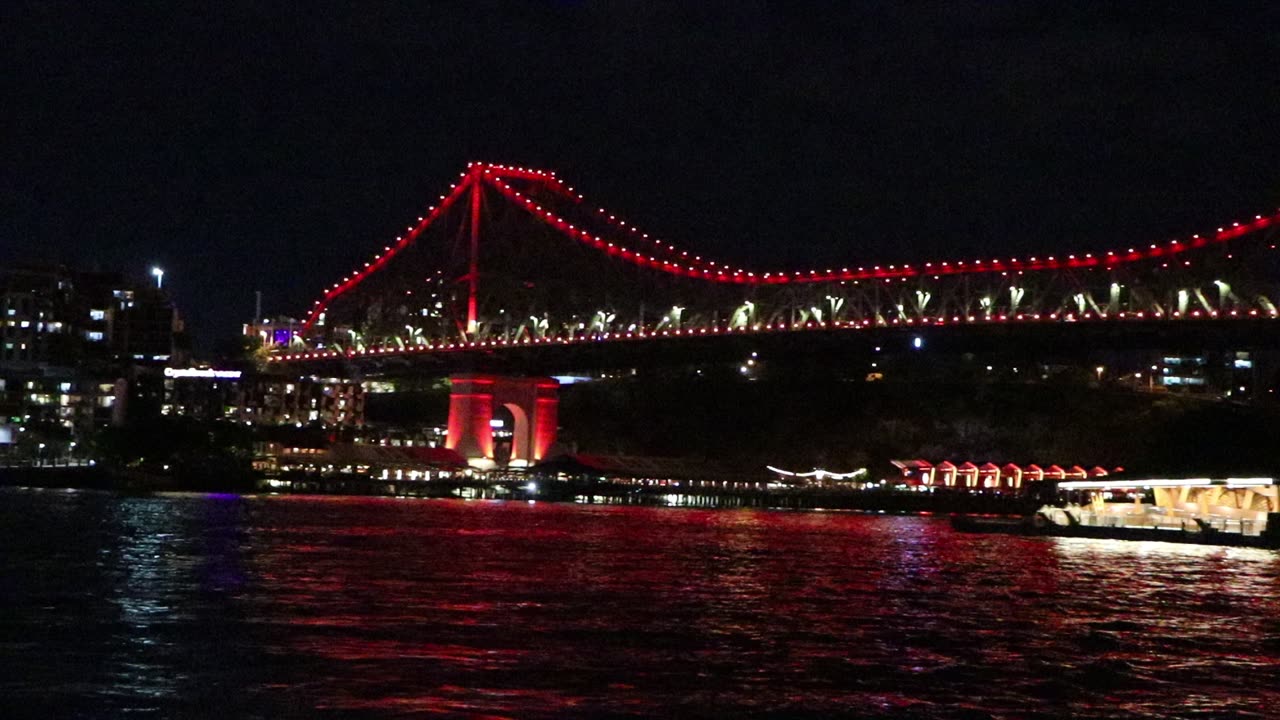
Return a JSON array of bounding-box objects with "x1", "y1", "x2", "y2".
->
[{"x1": 271, "y1": 163, "x2": 1280, "y2": 369}]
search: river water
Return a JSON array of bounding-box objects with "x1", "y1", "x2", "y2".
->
[{"x1": 1, "y1": 488, "x2": 1277, "y2": 719}]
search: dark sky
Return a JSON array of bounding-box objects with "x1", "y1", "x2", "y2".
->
[{"x1": 5, "y1": 2, "x2": 1278, "y2": 347}]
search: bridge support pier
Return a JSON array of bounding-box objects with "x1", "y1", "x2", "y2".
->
[{"x1": 445, "y1": 374, "x2": 559, "y2": 469}]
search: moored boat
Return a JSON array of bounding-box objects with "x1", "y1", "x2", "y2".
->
[{"x1": 951, "y1": 476, "x2": 1280, "y2": 549}]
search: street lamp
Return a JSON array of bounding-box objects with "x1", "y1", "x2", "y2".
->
[
  {"x1": 151, "y1": 266, "x2": 164, "y2": 289},
  {"x1": 1095, "y1": 365, "x2": 1105, "y2": 382}
]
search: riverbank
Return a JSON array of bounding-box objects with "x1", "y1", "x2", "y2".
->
[{"x1": 2, "y1": 466, "x2": 1034, "y2": 513}]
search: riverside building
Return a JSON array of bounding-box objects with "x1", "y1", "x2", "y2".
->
[{"x1": 0, "y1": 265, "x2": 185, "y2": 463}]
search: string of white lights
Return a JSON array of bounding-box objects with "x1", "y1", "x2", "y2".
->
[{"x1": 766, "y1": 466, "x2": 868, "y2": 480}]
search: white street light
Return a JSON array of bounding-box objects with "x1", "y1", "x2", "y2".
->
[{"x1": 151, "y1": 267, "x2": 164, "y2": 289}]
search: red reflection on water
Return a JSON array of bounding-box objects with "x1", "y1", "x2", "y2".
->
[{"x1": 235, "y1": 500, "x2": 1280, "y2": 717}]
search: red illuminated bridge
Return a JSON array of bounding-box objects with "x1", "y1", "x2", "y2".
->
[
  {"x1": 266, "y1": 164, "x2": 1279, "y2": 468},
  {"x1": 270, "y1": 162, "x2": 1280, "y2": 368}
]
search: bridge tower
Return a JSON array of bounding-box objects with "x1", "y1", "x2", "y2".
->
[{"x1": 445, "y1": 375, "x2": 559, "y2": 469}]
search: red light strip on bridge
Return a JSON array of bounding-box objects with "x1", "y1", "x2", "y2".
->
[
  {"x1": 476, "y1": 163, "x2": 579, "y2": 200},
  {"x1": 482, "y1": 167, "x2": 1278, "y2": 286},
  {"x1": 476, "y1": 167, "x2": 729, "y2": 273},
  {"x1": 299, "y1": 168, "x2": 479, "y2": 333},
  {"x1": 475, "y1": 164, "x2": 733, "y2": 274},
  {"x1": 301, "y1": 163, "x2": 1280, "y2": 325},
  {"x1": 482, "y1": 172, "x2": 750, "y2": 282}
]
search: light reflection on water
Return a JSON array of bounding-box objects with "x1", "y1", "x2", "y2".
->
[{"x1": 0, "y1": 488, "x2": 1277, "y2": 719}]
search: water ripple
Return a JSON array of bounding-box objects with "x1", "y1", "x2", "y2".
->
[{"x1": 0, "y1": 489, "x2": 1277, "y2": 718}]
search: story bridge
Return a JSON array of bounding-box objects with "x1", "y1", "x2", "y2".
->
[{"x1": 267, "y1": 163, "x2": 1279, "y2": 466}]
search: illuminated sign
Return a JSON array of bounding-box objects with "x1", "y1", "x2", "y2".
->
[{"x1": 163, "y1": 368, "x2": 243, "y2": 380}]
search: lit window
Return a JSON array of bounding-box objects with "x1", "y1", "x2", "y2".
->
[
  {"x1": 89, "y1": 309, "x2": 106, "y2": 321},
  {"x1": 86, "y1": 331, "x2": 104, "y2": 342}
]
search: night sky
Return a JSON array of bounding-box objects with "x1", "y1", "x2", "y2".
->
[{"x1": 6, "y1": 3, "x2": 1278, "y2": 347}]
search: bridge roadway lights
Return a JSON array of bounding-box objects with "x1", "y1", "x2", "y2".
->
[{"x1": 445, "y1": 374, "x2": 559, "y2": 469}]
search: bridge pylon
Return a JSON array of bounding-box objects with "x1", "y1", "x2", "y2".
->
[{"x1": 445, "y1": 374, "x2": 559, "y2": 469}]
